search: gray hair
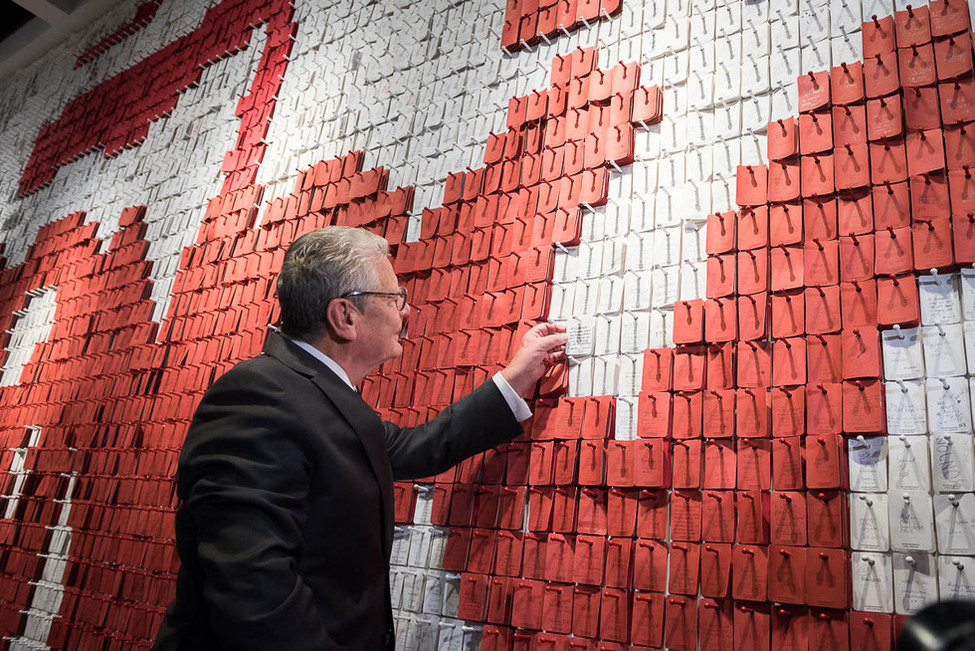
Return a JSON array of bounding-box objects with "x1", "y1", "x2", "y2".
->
[{"x1": 276, "y1": 226, "x2": 390, "y2": 339}]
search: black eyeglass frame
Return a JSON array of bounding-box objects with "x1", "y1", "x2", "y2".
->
[{"x1": 341, "y1": 288, "x2": 408, "y2": 311}]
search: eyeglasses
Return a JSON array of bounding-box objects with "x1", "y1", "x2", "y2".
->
[{"x1": 342, "y1": 287, "x2": 409, "y2": 311}]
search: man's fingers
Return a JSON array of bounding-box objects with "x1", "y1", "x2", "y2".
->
[
  {"x1": 530, "y1": 321, "x2": 566, "y2": 338},
  {"x1": 533, "y1": 332, "x2": 569, "y2": 353}
]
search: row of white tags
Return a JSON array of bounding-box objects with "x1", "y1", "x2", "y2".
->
[
  {"x1": 853, "y1": 551, "x2": 975, "y2": 614},
  {"x1": 850, "y1": 490, "x2": 975, "y2": 554},
  {"x1": 851, "y1": 434, "x2": 975, "y2": 492},
  {"x1": 393, "y1": 612, "x2": 475, "y2": 651},
  {"x1": 886, "y1": 378, "x2": 975, "y2": 435}
]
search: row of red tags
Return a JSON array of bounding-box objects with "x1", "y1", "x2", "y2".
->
[
  {"x1": 390, "y1": 440, "x2": 849, "y2": 505},
  {"x1": 406, "y1": 480, "x2": 852, "y2": 541},
  {"x1": 393, "y1": 205, "x2": 587, "y2": 277},
  {"x1": 708, "y1": 181, "x2": 973, "y2": 251},
  {"x1": 477, "y1": 599, "x2": 897, "y2": 651},
  {"x1": 451, "y1": 541, "x2": 854, "y2": 616},
  {"x1": 501, "y1": 0, "x2": 621, "y2": 52},
  {"x1": 737, "y1": 139, "x2": 975, "y2": 202},
  {"x1": 768, "y1": 84, "x2": 975, "y2": 162}
]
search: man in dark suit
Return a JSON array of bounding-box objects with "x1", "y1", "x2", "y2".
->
[{"x1": 154, "y1": 226, "x2": 567, "y2": 650}]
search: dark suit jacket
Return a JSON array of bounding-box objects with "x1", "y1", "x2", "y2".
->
[{"x1": 153, "y1": 332, "x2": 521, "y2": 650}]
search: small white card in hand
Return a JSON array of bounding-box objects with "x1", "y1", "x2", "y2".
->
[
  {"x1": 850, "y1": 493, "x2": 890, "y2": 551},
  {"x1": 882, "y1": 327, "x2": 925, "y2": 380},
  {"x1": 889, "y1": 490, "x2": 936, "y2": 553},
  {"x1": 932, "y1": 433, "x2": 975, "y2": 492},
  {"x1": 926, "y1": 377, "x2": 973, "y2": 434},
  {"x1": 889, "y1": 435, "x2": 931, "y2": 492},
  {"x1": 921, "y1": 324, "x2": 967, "y2": 378},
  {"x1": 938, "y1": 555, "x2": 975, "y2": 601},
  {"x1": 849, "y1": 437, "x2": 888, "y2": 492},
  {"x1": 934, "y1": 493, "x2": 975, "y2": 555},
  {"x1": 885, "y1": 380, "x2": 928, "y2": 436},
  {"x1": 852, "y1": 551, "x2": 894, "y2": 613},
  {"x1": 919, "y1": 272, "x2": 962, "y2": 325},
  {"x1": 565, "y1": 316, "x2": 595, "y2": 357},
  {"x1": 893, "y1": 552, "x2": 939, "y2": 615}
]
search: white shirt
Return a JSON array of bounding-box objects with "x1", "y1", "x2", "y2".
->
[{"x1": 290, "y1": 338, "x2": 532, "y2": 422}]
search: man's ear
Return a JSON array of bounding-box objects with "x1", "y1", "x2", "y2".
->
[{"x1": 325, "y1": 299, "x2": 358, "y2": 342}]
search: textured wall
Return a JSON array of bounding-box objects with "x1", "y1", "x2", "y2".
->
[{"x1": 1, "y1": 0, "x2": 974, "y2": 648}]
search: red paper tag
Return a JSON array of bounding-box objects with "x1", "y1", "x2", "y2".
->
[
  {"x1": 898, "y1": 43, "x2": 937, "y2": 87},
  {"x1": 768, "y1": 116, "x2": 798, "y2": 160},
  {"x1": 769, "y1": 202, "x2": 802, "y2": 246},
  {"x1": 935, "y1": 32, "x2": 973, "y2": 80},
  {"x1": 799, "y1": 111, "x2": 833, "y2": 154},
  {"x1": 866, "y1": 94, "x2": 904, "y2": 140},
  {"x1": 878, "y1": 274, "x2": 921, "y2": 325},
  {"x1": 806, "y1": 382, "x2": 844, "y2": 435},
  {"x1": 863, "y1": 14, "x2": 895, "y2": 56},
  {"x1": 798, "y1": 70, "x2": 830, "y2": 112},
  {"x1": 805, "y1": 286, "x2": 842, "y2": 334},
  {"x1": 772, "y1": 436, "x2": 805, "y2": 490},
  {"x1": 864, "y1": 51, "x2": 901, "y2": 98},
  {"x1": 831, "y1": 61, "x2": 865, "y2": 105}
]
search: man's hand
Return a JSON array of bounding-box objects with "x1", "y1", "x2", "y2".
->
[{"x1": 500, "y1": 322, "x2": 569, "y2": 397}]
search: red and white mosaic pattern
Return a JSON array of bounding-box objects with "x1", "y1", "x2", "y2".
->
[{"x1": 1, "y1": 0, "x2": 975, "y2": 649}]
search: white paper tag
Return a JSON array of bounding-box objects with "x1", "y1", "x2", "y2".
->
[
  {"x1": 881, "y1": 327, "x2": 925, "y2": 380},
  {"x1": 938, "y1": 555, "x2": 975, "y2": 601},
  {"x1": 888, "y1": 490, "x2": 936, "y2": 553},
  {"x1": 931, "y1": 433, "x2": 975, "y2": 493},
  {"x1": 892, "y1": 552, "x2": 939, "y2": 615},
  {"x1": 852, "y1": 551, "x2": 894, "y2": 613},
  {"x1": 934, "y1": 493, "x2": 975, "y2": 555},
  {"x1": 849, "y1": 437, "x2": 888, "y2": 492},
  {"x1": 850, "y1": 493, "x2": 890, "y2": 552},
  {"x1": 918, "y1": 273, "x2": 963, "y2": 325},
  {"x1": 889, "y1": 436, "x2": 932, "y2": 492},
  {"x1": 885, "y1": 380, "x2": 928, "y2": 436}
]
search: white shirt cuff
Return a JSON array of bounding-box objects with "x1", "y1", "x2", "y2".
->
[{"x1": 492, "y1": 372, "x2": 532, "y2": 422}]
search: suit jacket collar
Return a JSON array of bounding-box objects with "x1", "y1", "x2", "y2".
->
[{"x1": 263, "y1": 331, "x2": 395, "y2": 555}]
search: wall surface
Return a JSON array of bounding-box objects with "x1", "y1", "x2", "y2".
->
[{"x1": 1, "y1": 0, "x2": 975, "y2": 648}]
